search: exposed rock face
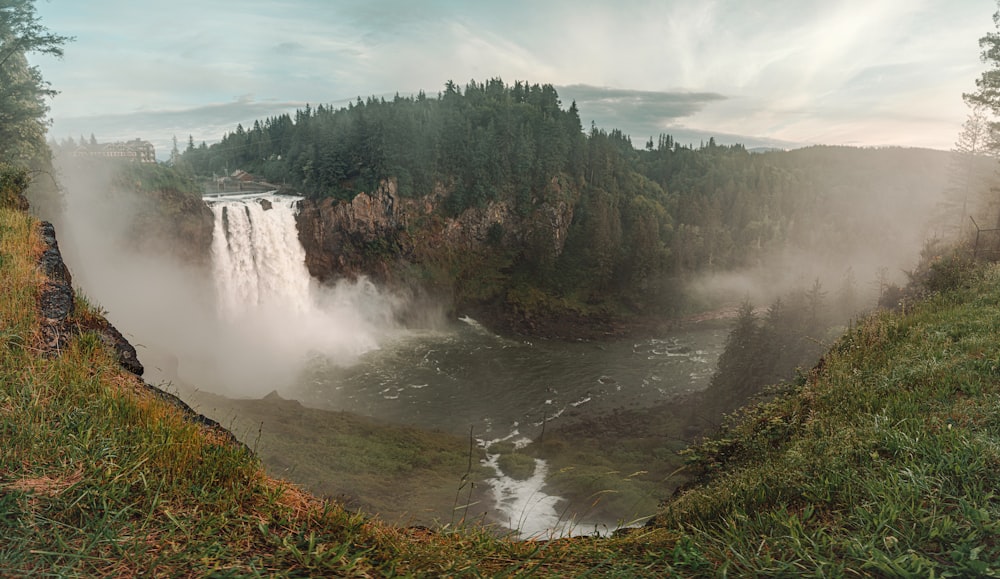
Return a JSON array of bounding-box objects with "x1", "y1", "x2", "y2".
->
[
  {"x1": 90, "y1": 317, "x2": 145, "y2": 376},
  {"x1": 296, "y1": 180, "x2": 406, "y2": 282},
  {"x1": 296, "y1": 177, "x2": 576, "y2": 287},
  {"x1": 37, "y1": 221, "x2": 76, "y2": 353}
]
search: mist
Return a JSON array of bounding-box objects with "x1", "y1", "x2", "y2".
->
[
  {"x1": 52, "y1": 159, "x2": 414, "y2": 398},
  {"x1": 683, "y1": 146, "x2": 962, "y2": 314}
]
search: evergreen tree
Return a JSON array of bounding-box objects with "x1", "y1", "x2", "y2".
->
[
  {"x1": 0, "y1": 0, "x2": 70, "y2": 163},
  {"x1": 709, "y1": 301, "x2": 762, "y2": 402},
  {"x1": 836, "y1": 267, "x2": 860, "y2": 320},
  {"x1": 965, "y1": 2, "x2": 1000, "y2": 130},
  {"x1": 169, "y1": 135, "x2": 180, "y2": 167},
  {"x1": 949, "y1": 106, "x2": 997, "y2": 232},
  {"x1": 804, "y1": 278, "x2": 827, "y2": 328}
]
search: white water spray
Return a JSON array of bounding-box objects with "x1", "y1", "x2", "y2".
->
[
  {"x1": 202, "y1": 192, "x2": 401, "y2": 395},
  {"x1": 480, "y1": 432, "x2": 613, "y2": 539}
]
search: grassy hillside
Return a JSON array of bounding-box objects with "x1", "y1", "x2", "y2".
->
[
  {"x1": 650, "y1": 254, "x2": 1000, "y2": 575},
  {"x1": 5, "y1": 169, "x2": 1000, "y2": 575}
]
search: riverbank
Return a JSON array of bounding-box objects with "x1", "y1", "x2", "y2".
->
[
  {"x1": 175, "y1": 386, "x2": 495, "y2": 528},
  {"x1": 5, "y1": 180, "x2": 1000, "y2": 574}
]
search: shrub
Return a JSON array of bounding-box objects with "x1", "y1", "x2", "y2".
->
[{"x1": 0, "y1": 166, "x2": 30, "y2": 211}]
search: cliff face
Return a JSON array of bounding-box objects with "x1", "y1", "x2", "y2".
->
[
  {"x1": 296, "y1": 180, "x2": 406, "y2": 282},
  {"x1": 295, "y1": 178, "x2": 577, "y2": 324}
]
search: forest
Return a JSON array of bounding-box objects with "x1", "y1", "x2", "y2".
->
[{"x1": 166, "y1": 79, "x2": 957, "y2": 327}]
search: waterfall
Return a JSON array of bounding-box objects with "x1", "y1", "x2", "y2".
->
[
  {"x1": 201, "y1": 192, "x2": 402, "y2": 393},
  {"x1": 206, "y1": 192, "x2": 311, "y2": 319}
]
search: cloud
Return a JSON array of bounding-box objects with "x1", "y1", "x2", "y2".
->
[
  {"x1": 557, "y1": 85, "x2": 728, "y2": 139},
  {"x1": 559, "y1": 85, "x2": 726, "y2": 118},
  {"x1": 32, "y1": 0, "x2": 993, "y2": 152},
  {"x1": 273, "y1": 42, "x2": 304, "y2": 55},
  {"x1": 49, "y1": 98, "x2": 316, "y2": 160}
]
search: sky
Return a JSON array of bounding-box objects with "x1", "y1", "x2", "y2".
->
[{"x1": 30, "y1": 0, "x2": 994, "y2": 159}]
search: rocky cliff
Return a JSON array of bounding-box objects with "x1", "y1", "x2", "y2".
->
[{"x1": 295, "y1": 178, "x2": 579, "y2": 331}]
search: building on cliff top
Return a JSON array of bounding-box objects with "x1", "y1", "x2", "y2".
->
[{"x1": 72, "y1": 139, "x2": 156, "y2": 164}]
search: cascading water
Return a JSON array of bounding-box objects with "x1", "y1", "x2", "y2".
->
[
  {"x1": 201, "y1": 192, "x2": 400, "y2": 395},
  {"x1": 207, "y1": 193, "x2": 311, "y2": 319}
]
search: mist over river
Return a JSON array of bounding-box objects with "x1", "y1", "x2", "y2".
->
[{"x1": 293, "y1": 318, "x2": 725, "y2": 441}]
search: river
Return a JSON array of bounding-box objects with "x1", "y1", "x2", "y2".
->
[
  {"x1": 292, "y1": 317, "x2": 724, "y2": 440},
  {"x1": 283, "y1": 316, "x2": 727, "y2": 537}
]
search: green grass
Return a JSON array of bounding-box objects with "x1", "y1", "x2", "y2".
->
[
  {"x1": 7, "y1": 170, "x2": 1000, "y2": 575},
  {"x1": 646, "y1": 260, "x2": 1000, "y2": 576},
  {"x1": 182, "y1": 389, "x2": 494, "y2": 528}
]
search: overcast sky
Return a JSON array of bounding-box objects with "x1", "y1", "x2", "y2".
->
[{"x1": 32, "y1": 0, "x2": 993, "y2": 158}]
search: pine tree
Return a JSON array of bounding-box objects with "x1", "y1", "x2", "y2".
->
[
  {"x1": 964, "y1": 1, "x2": 1000, "y2": 227},
  {"x1": 836, "y1": 267, "x2": 859, "y2": 320},
  {"x1": 965, "y1": 2, "x2": 1000, "y2": 124},
  {"x1": 709, "y1": 301, "x2": 763, "y2": 402},
  {"x1": 169, "y1": 135, "x2": 180, "y2": 167},
  {"x1": 0, "y1": 0, "x2": 69, "y2": 163}
]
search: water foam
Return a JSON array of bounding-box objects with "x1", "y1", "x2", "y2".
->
[{"x1": 203, "y1": 192, "x2": 398, "y2": 394}]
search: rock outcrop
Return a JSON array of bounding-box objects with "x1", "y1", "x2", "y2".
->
[
  {"x1": 33, "y1": 219, "x2": 247, "y2": 452},
  {"x1": 296, "y1": 180, "x2": 406, "y2": 282},
  {"x1": 296, "y1": 177, "x2": 575, "y2": 284},
  {"x1": 37, "y1": 221, "x2": 76, "y2": 354}
]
